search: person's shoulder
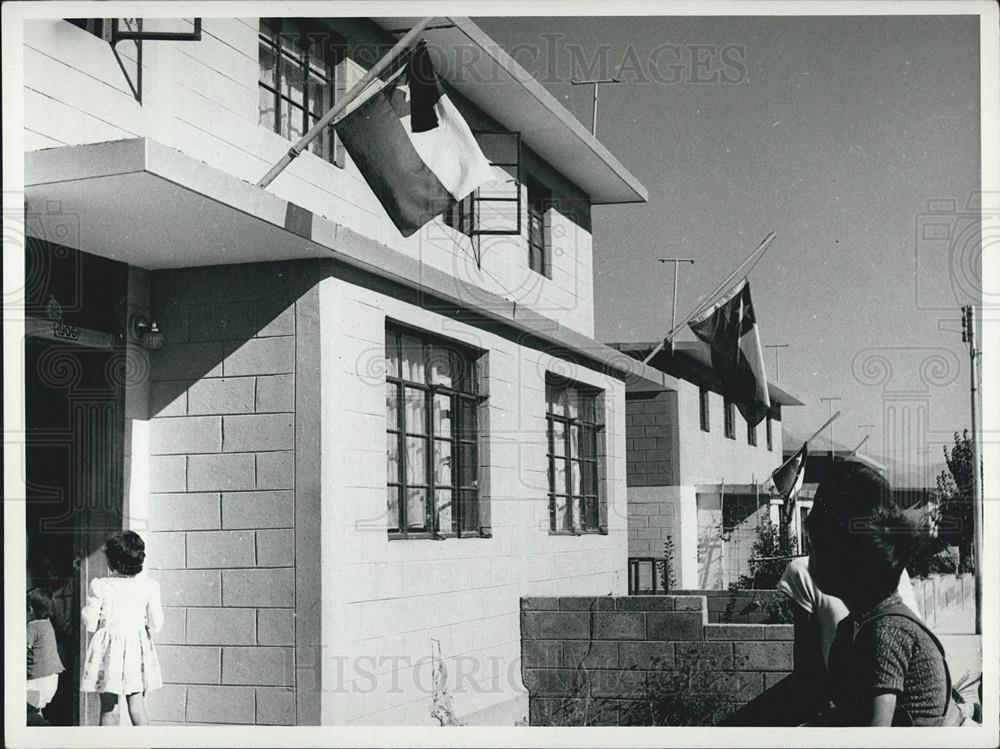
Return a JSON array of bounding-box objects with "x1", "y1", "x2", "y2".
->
[
  {"x1": 28, "y1": 618, "x2": 56, "y2": 638},
  {"x1": 861, "y1": 612, "x2": 922, "y2": 654}
]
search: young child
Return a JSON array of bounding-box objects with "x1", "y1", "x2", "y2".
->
[
  {"x1": 27, "y1": 587, "x2": 65, "y2": 723},
  {"x1": 804, "y1": 461, "x2": 963, "y2": 726},
  {"x1": 81, "y1": 531, "x2": 164, "y2": 726}
]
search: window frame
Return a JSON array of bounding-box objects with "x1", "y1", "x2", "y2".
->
[
  {"x1": 527, "y1": 176, "x2": 552, "y2": 278},
  {"x1": 259, "y1": 18, "x2": 344, "y2": 166},
  {"x1": 385, "y1": 325, "x2": 486, "y2": 540},
  {"x1": 723, "y1": 398, "x2": 735, "y2": 440},
  {"x1": 766, "y1": 416, "x2": 773, "y2": 451},
  {"x1": 699, "y1": 387, "x2": 710, "y2": 433},
  {"x1": 747, "y1": 417, "x2": 757, "y2": 446},
  {"x1": 546, "y1": 377, "x2": 606, "y2": 536}
]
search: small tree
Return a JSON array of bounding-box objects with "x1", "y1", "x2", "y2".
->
[
  {"x1": 936, "y1": 430, "x2": 977, "y2": 573},
  {"x1": 724, "y1": 516, "x2": 796, "y2": 624},
  {"x1": 658, "y1": 536, "x2": 677, "y2": 592}
]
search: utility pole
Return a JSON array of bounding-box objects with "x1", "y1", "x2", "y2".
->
[
  {"x1": 961, "y1": 304, "x2": 982, "y2": 635},
  {"x1": 764, "y1": 344, "x2": 790, "y2": 381},
  {"x1": 570, "y1": 76, "x2": 622, "y2": 137},
  {"x1": 657, "y1": 258, "x2": 695, "y2": 353},
  {"x1": 819, "y1": 397, "x2": 842, "y2": 459}
]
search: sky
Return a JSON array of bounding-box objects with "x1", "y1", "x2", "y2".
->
[{"x1": 477, "y1": 13, "x2": 981, "y2": 483}]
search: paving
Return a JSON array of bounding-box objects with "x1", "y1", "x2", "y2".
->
[{"x1": 932, "y1": 602, "x2": 982, "y2": 695}]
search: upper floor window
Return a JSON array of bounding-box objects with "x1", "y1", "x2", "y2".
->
[
  {"x1": 259, "y1": 18, "x2": 342, "y2": 165},
  {"x1": 527, "y1": 176, "x2": 552, "y2": 278},
  {"x1": 385, "y1": 326, "x2": 485, "y2": 538},
  {"x1": 766, "y1": 416, "x2": 773, "y2": 451},
  {"x1": 747, "y1": 417, "x2": 757, "y2": 447},
  {"x1": 699, "y1": 387, "x2": 710, "y2": 433},
  {"x1": 546, "y1": 378, "x2": 605, "y2": 535},
  {"x1": 723, "y1": 398, "x2": 735, "y2": 440}
]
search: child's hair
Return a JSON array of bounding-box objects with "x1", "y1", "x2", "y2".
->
[
  {"x1": 28, "y1": 587, "x2": 55, "y2": 619},
  {"x1": 104, "y1": 530, "x2": 146, "y2": 576},
  {"x1": 807, "y1": 460, "x2": 918, "y2": 600}
]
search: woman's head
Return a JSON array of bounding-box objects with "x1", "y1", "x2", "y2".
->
[
  {"x1": 28, "y1": 587, "x2": 55, "y2": 620},
  {"x1": 805, "y1": 460, "x2": 917, "y2": 606},
  {"x1": 104, "y1": 531, "x2": 146, "y2": 576}
]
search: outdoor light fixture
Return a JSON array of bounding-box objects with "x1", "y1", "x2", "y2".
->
[{"x1": 129, "y1": 313, "x2": 164, "y2": 351}]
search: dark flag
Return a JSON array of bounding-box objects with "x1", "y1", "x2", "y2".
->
[
  {"x1": 773, "y1": 443, "x2": 808, "y2": 525},
  {"x1": 335, "y1": 41, "x2": 496, "y2": 237},
  {"x1": 689, "y1": 278, "x2": 771, "y2": 426}
]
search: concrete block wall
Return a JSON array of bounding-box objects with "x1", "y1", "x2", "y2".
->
[
  {"x1": 520, "y1": 595, "x2": 793, "y2": 726},
  {"x1": 625, "y1": 391, "x2": 679, "y2": 487},
  {"x1": 144, "y1": 262, "x2": 316, "y2": 725}
]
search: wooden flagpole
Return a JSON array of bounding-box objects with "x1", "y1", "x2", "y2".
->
[
  {"x1": 641, "y1": 232, "x2": 776, "y2": 365},
  {"x1": 257, "y1": 17, "x2": 437, "y2": 189}
]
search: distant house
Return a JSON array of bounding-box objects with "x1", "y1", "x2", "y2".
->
[{"x1": 609, "y1": 341, "x2": 802, "y2": 591}]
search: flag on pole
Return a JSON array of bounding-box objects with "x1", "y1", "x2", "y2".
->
[
  {"x1": 772, "y1": 443, "x2": 807, "y2": 525},
  {"x1": 688, "y1": 278, "x2": 771, "y2": 426},
  {"x1": 335, "y1": 41, "x2": 496, "y2": 237}
]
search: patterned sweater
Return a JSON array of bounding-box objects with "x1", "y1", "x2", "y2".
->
[{"x1": 828, "y1": 594, "x2": 949, "y2": 724}]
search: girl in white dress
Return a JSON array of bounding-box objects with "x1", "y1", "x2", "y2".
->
[{"x1": 81, "y1": 531, "x2": 163, "y2": 726}]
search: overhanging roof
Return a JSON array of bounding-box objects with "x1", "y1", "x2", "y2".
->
[
  {"x1": 372, "y1": 17, "x2": 648, "y2": 205},
  {"x1": 607, "y1": 340, "x2": 804, "y2": 407},
  {"x1": 24, "y1": 138, "x2": 666, "y2": 388}
]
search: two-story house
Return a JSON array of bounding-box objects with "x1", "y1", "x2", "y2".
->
[
  {"x1": 19, "y1": 15, "x2": 671, "y2": 726},
  {"x1": 608, "y1": 341, "x2": 802, "y2": 591}
]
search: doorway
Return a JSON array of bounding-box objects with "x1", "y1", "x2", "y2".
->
[{"x1": 25, "y1": 336, "x2": 126, "y2": 725}]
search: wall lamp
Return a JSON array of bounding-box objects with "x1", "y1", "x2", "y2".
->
[{"x1": 129, "y1": 313, "x2": 165, "y2": 351}]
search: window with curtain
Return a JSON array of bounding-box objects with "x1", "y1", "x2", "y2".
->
[
  {"x1": 385, "y1": 326, "x2": 485, "y2": 538},
  {"x1": 546, "y1": 377, "x2": 605, "y2": 534}
]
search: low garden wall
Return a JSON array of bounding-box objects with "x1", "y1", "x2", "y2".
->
[
  {"x1": 911, "y1": 573, "x2": 974, "y2": 627},
  {"x1": 520, "y1": 595, "x2": 793, "y2": 726}
]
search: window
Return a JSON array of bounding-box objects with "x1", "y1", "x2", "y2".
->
[
  {"x1": 723, "y1": 398, "x2": 735, "y2": 440},
  {"x1": 385, "y1": 327, "x2": 484, "y2": 538},
  {"x1": 699, "y1": 388, "x2": 710, "y2": 432},
  {"x1": 259, "y1": 18, "x2": 342, "y2": 164},
  {"x1": 546, "y1": 377, "x2": 605, "y2": 534},
  {"x1": 747, "y1": 417, "x2": 757, "y2": 446},
  {"x1": 527, "y1": 177, "x2": 552, "y2": 277},
  {"x1": 766, "y1": 416, "x2": 773, "y2": 451}
]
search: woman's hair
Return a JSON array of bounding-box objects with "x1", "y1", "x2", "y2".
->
[
  {"x1": 104, "y1": 530, "x2": 146, "y2": 576},
  {"x1": 808, "y1": 460, "x2": 918, "y2": 600},
  {"x1": 28, "y1": 587, "x2": 55, "y2": 619}
]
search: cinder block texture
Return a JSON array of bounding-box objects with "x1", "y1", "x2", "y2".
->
[{"x1": 522, "y1": 594, "x2": 798, "y2": 726}]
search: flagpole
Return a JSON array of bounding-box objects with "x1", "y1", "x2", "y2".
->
[
  {"x1": 256, "y1": 17, "x2": 437, "y2": 189},
  {"x1": 848, "y1": 435, "x2": 869, "y2": 457},
  {"x1": 771, "y1": 410, "x2": 842, "y2": 478},
  {"x1": 642, "y1": 232, "x2": 776, "y2": 365}
]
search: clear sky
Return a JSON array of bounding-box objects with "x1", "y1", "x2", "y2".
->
[{"x1": 477, "y1": 13, "x2": 981, "y2": 484}]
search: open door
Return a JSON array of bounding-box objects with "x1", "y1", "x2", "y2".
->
[
  {"x1": 24, "y1": 239, "x2": 128, "y2": 726},
  {"x1": 26, "y1": 336, "x2": 126, "y2": 726}
]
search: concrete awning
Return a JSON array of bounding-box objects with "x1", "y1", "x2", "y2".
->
[
  {"x1": 373, "y1": 17, "x2": 648, "y2": 205},
  {"x1": 25, "y1": 137, "x2": 669, "y2": 388}
]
